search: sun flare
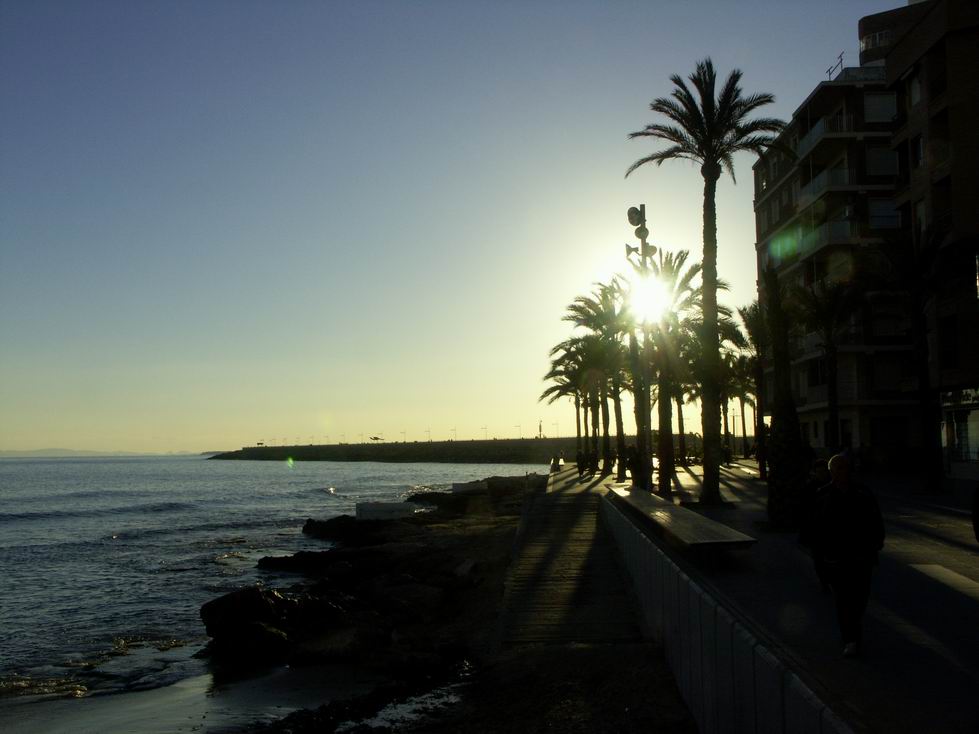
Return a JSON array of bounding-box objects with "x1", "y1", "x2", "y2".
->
[{"x1": 630, "y1": 275, "x2": 671, "y2": 323}]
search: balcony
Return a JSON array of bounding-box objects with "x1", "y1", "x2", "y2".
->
[
  {"x1": 798, "y1": 168, "x2": 852, "y2": 208},
  {"x1": 796, "y1": 115, "x2": 854, "y2": 157},
  {"x1": 800, "y1": 220, "x2": 855, "y2": 254}
]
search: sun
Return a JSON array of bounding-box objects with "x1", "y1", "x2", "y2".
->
[{"x1": 630, "y1": 275, "x2": 671, "y2": 323}]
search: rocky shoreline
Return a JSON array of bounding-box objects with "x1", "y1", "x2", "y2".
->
[{"x1": 200, "y1": 474, "x2": 545, "y2": 732}]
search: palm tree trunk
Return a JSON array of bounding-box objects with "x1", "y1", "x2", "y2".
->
[
  {"x1": 574, "y1": 393, "x2": 582, "y2": 454},
  {"x1": 826, "y1": 342, "x2": 840, "y2": 451},
  {"x1": 699, "y1": 165, "x2": 723, "y2": 502},
  {"x1": 657, "y1": 371, "x2": 675, "y2": 498},
  {"x1": 722, "y1": 398, "x2": 731, "y2": 463},
  {"x1": 739, "y1": 397, "x2": 749, "y2": 458},
  {"x1": 763, "y1": 265, "x2": 806, "y2": 526},
  {"x1": 582, "y1": 392, "x2": 590, "y2": 450},
  {"x1": 676, "y1": 396, "x2": 687, "y2": 466},
  {"x1": 613, "y1": 376, "x2": 627, "y2": 481},
  {"x1": 754, "y1": 361, "x2": 768, "y2": 480},
  {"x1": 628, "y1": 331, "x2": 649, "y2": 489},
  {"x1": 590, "y1": 390, "x2": 600, "y2": 459},
  {"x1": 600, "y1": 382, "x2": 612, "y2": 475}
]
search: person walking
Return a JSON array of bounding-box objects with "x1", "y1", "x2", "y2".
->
[
  {"x1": 810, "y1": 453, "x2": 885, "y2": 657},
  {"x1": 799, "y1": 458, "x2": 832, "y2": 593}
]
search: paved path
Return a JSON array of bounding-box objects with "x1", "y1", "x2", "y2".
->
[
  {"x1": 500, "y1": 465, "x2": 641, "y2": 646},
  {"x1": 666, "y1": 460, "x2": 979, "y2": 734}
]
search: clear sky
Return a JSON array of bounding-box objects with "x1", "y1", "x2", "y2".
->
[{"x1": 0, "y1": 0, "x2": 901, "y2": 453}]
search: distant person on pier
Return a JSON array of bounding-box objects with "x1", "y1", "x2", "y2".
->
[
  {"x1": 809, "y1": 453, "x2": 885, "y2": 657},
  {"x1": 576, "y1": 450, "x2": 585, "y2": 479}
]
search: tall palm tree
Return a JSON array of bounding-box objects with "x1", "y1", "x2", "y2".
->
[
  {"x1": 626, "y1": 58, "x2": 783, "y2": 503},
  {"x1": 762, "y1": 265, "x2": 806, "y2": 527},
  {"x1": 790, "y1": 279, "x2": 863, "y2": 452},
  {"x1": 738, "y1": 300, "x2": 768, "y2": 478}
]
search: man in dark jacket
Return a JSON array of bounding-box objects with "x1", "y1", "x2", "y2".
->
[{"x1": 810, "y1": 453, "x2": 885, "y2": 657}]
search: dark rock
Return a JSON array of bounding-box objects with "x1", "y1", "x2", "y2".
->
[
  {"x1": 209, "y1": 621, "x2": 290, "y2": 664},
  {"x1": 374, "y1": 582, "x2": 445, "y2": 623},
  {"x1": 200, "y1": 586, "x2": 286, "y2": 637}
]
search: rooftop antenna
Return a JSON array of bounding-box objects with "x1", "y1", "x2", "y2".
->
[{"x1": 827, "y1": 51, "x2": 844, "y2": 80}]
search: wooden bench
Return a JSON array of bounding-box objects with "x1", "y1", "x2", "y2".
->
[{"x1": 607, "y1": 484, "x2": 756, "y2": 551}]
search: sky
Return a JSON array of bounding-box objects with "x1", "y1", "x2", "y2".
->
[{"x1": 0, "y1": 0, "x2": 902, "y2": 453}]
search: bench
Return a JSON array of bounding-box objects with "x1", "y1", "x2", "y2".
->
[{"x1": 607, "y1": 484, "x2": 756, "y2": 551}]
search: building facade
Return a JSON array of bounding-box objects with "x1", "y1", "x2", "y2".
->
[{"x1": 754, "y1": 0, "x2": 978, "y2": 493}]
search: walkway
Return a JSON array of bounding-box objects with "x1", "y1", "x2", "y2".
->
[
  {"x1": 500, "y1": 465, "x2": 641, "y2": 645},
  {"x1": 664, "y1": 459, "x2": 979, "y2": 734}
]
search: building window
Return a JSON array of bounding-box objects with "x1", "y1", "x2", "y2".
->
[
  {"x1": 910, "y1": 136, "x2": 924, "y2": 168},
  {"x1": 866, "y1": 147, "x2": 898, "y2": 176},
  {"x1": 860, "y1": 30, "x2": 891, "y2": 52},
  {"x1": 914, "y1": 199, "x2": 927, "y2": 238},
  {"x1": 864, "y1": 92, "x2": 897, "y2": 122},
  {"x1": 909, "y1": 73, "x2": 922, "y2": 107},
  {"x1": 938, "y1": 316, "x2": 958, "y2": 367},
  {"x1": 808, "y1": 358, "x2": 827, "y2": 387},
  {"x1": 869, "y1": 198, "x2": 900, "y2": 229}
]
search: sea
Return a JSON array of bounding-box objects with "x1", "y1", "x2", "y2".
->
[{"x1": 0, "y1": 455, "x2": 543, "y2": 705}]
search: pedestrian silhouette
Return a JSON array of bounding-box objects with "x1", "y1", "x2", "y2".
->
[
  {"x1": 798, "y1": 458, "x2": 832, "y2": 593},
  {"x1": 809, "y1": 453, "x2": 885, "y2": 657}
]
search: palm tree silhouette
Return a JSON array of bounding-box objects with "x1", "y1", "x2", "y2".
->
[
  {"x1": 626, "y1": 58, "x2": 783, "y2": 503},
  {"x1": 738, "y1": 300, "x2": 768, "y2": 478},
  {"x1": 643, "y1": 249, "x2": 701, "y2": 497},
  {"x1": 789, "y1": 279, "x2": 863, "y2": 452},
  {"x1": 564, "y1": 282, "x2": 632, "y2": 478}
]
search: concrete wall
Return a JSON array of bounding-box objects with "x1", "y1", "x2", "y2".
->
[{"x1": 601, "y1": 497, "x2": 854, "y2": 734}]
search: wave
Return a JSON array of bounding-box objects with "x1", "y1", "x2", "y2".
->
[{"x1": 0, "y1": 501, "x2": 194, "y2": 523}]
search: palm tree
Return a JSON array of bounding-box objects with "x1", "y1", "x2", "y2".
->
[
  {"x1": 644, "y1": 249, "x2": 701, "y2": 497},
  {"x1": 541, "y1": 343, "x2": 585, "y2": 452},
  {"x1": 563, "y1": 283, "x2": 632, "y2": 476},
  {"x1": 762, "y1": 265, "x2": 806, "y2": 527},
  {"x1": 738, "y1": 300, "x2": 768, "y2": 478},
  {"x1": 732, "y1": 353, "x2": 756, "y2": 458},
  {"x1": 789, "y1": 279, "x2": 864, "y2": 452},
  {"x1": 626, "y1": 58, "x2": 783, "y2": 503}
]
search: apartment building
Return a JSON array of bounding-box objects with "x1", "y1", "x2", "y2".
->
[
  {"x1": 753, "y1": 59, "x2": 915, "y2": 465},
  {"x1": 754, "y1": 0, "x2": 978, "y2": 491},
  {"x1": 862, "y1": 0, "x2": 979, "y2": 491}
]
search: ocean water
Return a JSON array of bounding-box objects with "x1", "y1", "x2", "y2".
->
[{"x1": 0, "y1": 456, "x2": 542, "y2": 700}]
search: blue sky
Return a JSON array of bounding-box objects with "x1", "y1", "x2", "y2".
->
[{"x1": 0, "y1": 0, "x2": 900, "y2": 452}]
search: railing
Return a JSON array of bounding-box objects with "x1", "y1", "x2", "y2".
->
[
  {"x1": 869, "y1": 213, "x2": 901, "y2": 229},
  {"x1": 800, "y1": 220, "x2": 853, "y2": 253},
  {"x1": 834, "y1": 66, "x2": 886, "y2": 82},
  {"x1": 796, "y1": 115, "x2": 854, "y2": 157},
  {"x1": 798, "y1": 168, "x2": 852, "y2": 207}
]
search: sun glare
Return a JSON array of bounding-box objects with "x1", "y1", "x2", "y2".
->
[{"x1": 630, "y1": 276, "x2": 671, "y2": 323}]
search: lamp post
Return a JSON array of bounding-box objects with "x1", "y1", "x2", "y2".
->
[{"x1": 625, "y1": 204, "x2": 656, "y2": 491}]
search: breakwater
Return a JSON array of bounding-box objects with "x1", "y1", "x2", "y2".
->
[{"x1": 211, "y1": 438, "x2": 582, "y2": 464}]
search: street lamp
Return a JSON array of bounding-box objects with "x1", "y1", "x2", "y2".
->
[{"x1": 625, "y1": 204, "x2": 657, "y2": 491}]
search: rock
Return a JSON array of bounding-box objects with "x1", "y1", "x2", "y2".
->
[
  {"x1": 453, "y1": 559, "x2": 477, "y2": 579},
  {"x1": 200, "y1": 586, "x2": 285, "y2": 637},
  {"x1": 375, "y1": 582, "x2": 445, "y2": 622},
  {"x1": 356, "y1": 502, "x2": 417, "y2": 520},
  {"x1": 209, "y1": 621, "x2": 290, "y2": 664}
]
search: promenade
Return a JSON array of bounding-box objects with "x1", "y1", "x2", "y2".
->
[
  {"x1": 654, "y1": 460, "x2": 978, "y2": 733},
  {"x1": 500, "y1": 465, "x2": 640, "y2": 645}
]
